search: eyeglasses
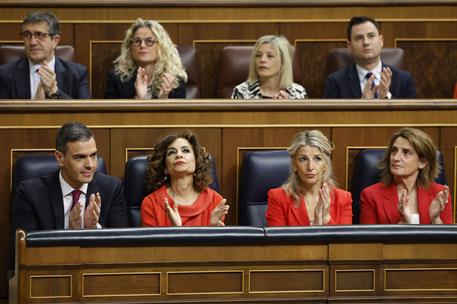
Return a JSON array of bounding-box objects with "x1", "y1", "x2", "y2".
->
[
  {"x1": 20, "y1": 31, "x2": 53, "y2": 40},
  {"x1": 131, "y1": 38, "x2": 157, "y2": 47}
]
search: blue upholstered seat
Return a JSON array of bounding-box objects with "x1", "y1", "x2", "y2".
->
[
  {"x1": 351, "y1": 149, "x2": 446, "y2": 224},
  {"x1": 238, "y1": 150, "x2": 291, "y2": 226},
  {"x1": 124, "y1": 155, "x2": 220, "y2": 227}
]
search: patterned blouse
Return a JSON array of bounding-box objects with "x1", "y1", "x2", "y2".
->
[{"x1": 231, "y1": 80, "x2": 308, "y2": 99}]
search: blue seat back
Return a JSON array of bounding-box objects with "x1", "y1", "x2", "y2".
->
[
  {"x1": 239, "y1": 150, "x2": 291, "y2": 226},
  {"x1": 11, "y1": 153, "x2": 106, "y2": 203},
  {"x1": 124, "y1": 155, "x2": 220, "y2": 227},
  {"x1": 351, "y1": 149, "x2": 446, "y2": 224}
]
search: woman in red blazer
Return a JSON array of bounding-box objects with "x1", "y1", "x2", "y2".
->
[
  {"x1": 360, "y1": 127, "x2": 453, "y2": 224},
  {"x1": 141, "y1": 131, "x2": 228, "y2": 227},
  {"x1": 266, "y1": 130, "x2": 352, "y2": 226}
]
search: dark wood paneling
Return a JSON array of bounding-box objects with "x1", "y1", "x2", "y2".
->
[{"x1": 399, "y1": 40, "x2": 457, "y2": 99}]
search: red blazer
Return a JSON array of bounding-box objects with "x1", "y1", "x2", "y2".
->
[
  {"x1": 141, "y1": 185, "x2": 224, "y2": 227},
  {"x1": 266, "y1": 187, "x2": 352, "y2": 226},
  {"x1": 360, "y1": 182, "x2": 453, "y2": 224}
]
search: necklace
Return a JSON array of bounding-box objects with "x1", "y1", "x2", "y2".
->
[{"x1": 169, "y1": 188, "x2": 198, "y2": 206}]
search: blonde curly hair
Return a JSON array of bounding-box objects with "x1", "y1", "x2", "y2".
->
[{"x1": 113, "y1": 18, "x2": 187, "y2": 94}]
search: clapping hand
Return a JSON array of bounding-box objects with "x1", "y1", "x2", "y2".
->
[
  {"x1": 37, "y1": 62, "x2": 58, "y2": 97},
  {"x1": 158, "y1": 72, "x2": 175, "y2": 99},
  {"x1": 398, "y1": 190, "x2": 412, "y2": 224},
  {"x1": 210, "y1": 199, "x2": 229, "y2": 226},
  {"x1": 165, "y1": 197, "x2": 182, "y2": 226},
  {"x1": 429, "y1": 185, "x2": 448, "y2": 224},
  {"x1": 84, "y1": 193, "x2": 101, "y2": 229},
  {"x1": 314, "y1": 183, "x2": 331, "y2": 225},
  {"x1": 135, "y1": 67, "x2": 149, "y2": 99},
  {"x1": 377, "y1": 67, "x2": 392, "y2": 99}
]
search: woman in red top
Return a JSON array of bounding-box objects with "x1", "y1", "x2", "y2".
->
[
  {"x1": 141, "y1": 131, "x2": 228, "y2": 226},
  {"x1": 266, "y1": 130, "x2": 352, "y2": 226},
  {"x1": 360, "y1": 127, "x2": 453, "y2": 224}
]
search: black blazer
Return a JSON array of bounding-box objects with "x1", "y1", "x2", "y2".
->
[
  {"x1": 323, "y1": 63, "x2": 416, "y2": 99},
  {"x1": 0, "y1": 57, "x2": 90, "y2": 99},
  {"x1": 12, "y1": 172, "x2": 129, "y2": 231},
  {"x1": 104, "y1": 69, "x2": 186, "y2": 99}
]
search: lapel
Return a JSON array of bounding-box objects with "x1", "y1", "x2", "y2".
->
[
  {"x1": 50, "y1": 173, "x2": 65, "y2": 229},
  {"x1": 381, "y1": 183, "x2": 400, "y2": 224},
  {"x1": 14, "y1": 58, "x2": 32, "y2": 99},
  {"x1": 54, "y1": 58, "x2": 68, "y2": 93},
  {"x1": 417, "y1": 186, "x2": 430, "y2": 224},
  {"x1": 289, "y1": 196, "x2": 310, "y2": 226},
  {"x1": 347, "y1": 64, "x2": 362, "y2": 98}
]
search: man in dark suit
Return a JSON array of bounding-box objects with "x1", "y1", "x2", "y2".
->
[
  {"x1": 13, "y1": 122, "x2": 128, "y2": 231},
  {"x1": 324, "y1": 16, "x2": 416, "y2": 99},
  {"x1": 0, "y1": 11, "x2": 90, "y2": 99}
]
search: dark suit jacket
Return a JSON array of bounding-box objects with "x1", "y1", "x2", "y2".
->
[
  {"x1": 323, "y1": 63, "x2": 416, "y2": 99},
  {"x1": 104, "y1": 70, "x2": 186, "y2": 99},
  {"x1": 360, "y1": 182, "x2": 453, "y2": 224},
  {"x1": 12, "y1": 172, "x2": 129, "y2": 231},
  {"x1": 0, "y1": 57, "x2": 90, "y2": 99}
]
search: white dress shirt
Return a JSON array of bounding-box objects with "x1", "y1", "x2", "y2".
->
[
  {"x1": 29, "y1": 56, "x2": 56, "y2": 99},
  {"x1": 59, "y1": 171, "x2": 88, "y2": 229}
]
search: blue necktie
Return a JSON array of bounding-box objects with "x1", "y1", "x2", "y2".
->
[{"x1": 365, "y1": 72, "x2": 379, "y2": 98}]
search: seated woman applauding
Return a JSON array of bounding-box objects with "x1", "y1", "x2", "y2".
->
[
  {"x1": 105, "y1": 18, "x2": 187, "y2": 99},
  {"x1": 266, "y1": 130, "x2": 352, "y2": 226},
  {"x1": 141, "y1": 131, "x2": 229, "y2": 226},
  {"x1": 360, "y1": 127, "x2": 453, "y2": 224},
  {"x1": 231, "y1": 35, "x2": 307, "y2": 99}
]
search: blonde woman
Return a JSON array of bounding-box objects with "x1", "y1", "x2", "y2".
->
[
  {"x1": 105, "y1": 18, "x2": 187, "y2": 99},
  {"x1": 266, "y1": 130, "x2": 352, "y2": 226},
  {"x1": 232, "y1": 35, "x2": 307, "y2": 99}
]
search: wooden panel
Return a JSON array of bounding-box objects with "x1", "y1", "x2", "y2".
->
[
  {"x1": 296, "y1": 40, "x2": 347, "y2": 99},
  {"x1": 167, "y1": 271, "x2": 243, "y2": 294},
  {"x1": 249, "y1": 269, "x2": 325, "y2": 293},
  {"x1": 29, "y1": 275, "x2": 72, "y2": 299},
  {"x1": 334, "y1": 269, "x2": 375, "y2": 292},
  {"x1": 83, "y1": 272, "x2": 160, "y2": 296},
  {"x1": 385, "y1": 268, "x2": 457, "y2": 291},
  {"x1": 399, "y1": 40, "x2": 457, "y2": 99}
]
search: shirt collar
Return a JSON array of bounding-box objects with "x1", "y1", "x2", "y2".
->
[
  {"x1": 59, "y1": 170, "x2": 88, "y2": 197},
  {"x1": 356, "y1": 61, "x2": 382, "y2": 81},
  {"x1": 28, "y1": 55, "x2": 56, "y2": 73}
]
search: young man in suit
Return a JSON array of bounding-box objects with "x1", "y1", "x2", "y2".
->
[
  {"x1": 0, "y1": 11, "x2": 90, "y2": 99},
  {"x1": 12, "y1": 122, "x2": 128, "y2": 231},
  {"x1": 324, "y1": 16, "x2": 416, "y2": 99}
]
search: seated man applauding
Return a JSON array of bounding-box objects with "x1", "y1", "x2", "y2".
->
[
  {"x1": 12, "y1": 122, "x2": 128, "y2": 231},
  {"x1": 0, "y1": 11, "x2": 90, "y2": 99}
]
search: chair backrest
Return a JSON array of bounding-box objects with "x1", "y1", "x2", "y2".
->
[
  {"x1": 238, "y1": 150, "x2": 291, "y2": 226},
  {"x1": 124, "y1": 154, "x2": 220, "y2": 227},
  {"x1": 177, "y1": 45, "x2": 200, "y2": 98},
  {"x1": 351, "y1": 148, "x2": 447, "y2": 224},
  {"x1": 216, "y1": 46, "x2": 303, "y2": 98},
  {"x1": 0, "y1": 45, "x2": 75, "y2": 65},
  {"x1": 325, "y1": 47, "x2": 404, "y2": 77}
]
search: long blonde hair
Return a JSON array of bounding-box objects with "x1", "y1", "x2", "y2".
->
[
  {"x1": 282, "y1": 130, "x2": 336, "y2": 203},
  {"x1": 247, "y1": 35, "x2": 294, "y2": 89},
  {"x1": 113, "y1": 18, "x2": 187, "y2": 94}
]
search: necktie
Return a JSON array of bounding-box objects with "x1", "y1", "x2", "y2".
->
[
  {"x1": 71, "y1": 189, "x2": 82, "y2": 211},
  {"x1": 365, "y1": 72, "x2": 379, "y2": 98}
]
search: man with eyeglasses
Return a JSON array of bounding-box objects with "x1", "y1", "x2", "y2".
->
[{"x1": 0, "y1": 11, "x2": 90, "y2": 99}]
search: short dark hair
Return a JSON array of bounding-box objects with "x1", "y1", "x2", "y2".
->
[
  {"x1": 146, "y1": 131, "x2": 212, "y2": 193},
  {"x1": 346, "y1": 16, "x2": 381, "y2": 41},
  {"x1": 22, "y1": 11, "x2": 61, "y2": 36},
  {"x1": 55, "y1": 122, "x2": 94, "y2": 154}
]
